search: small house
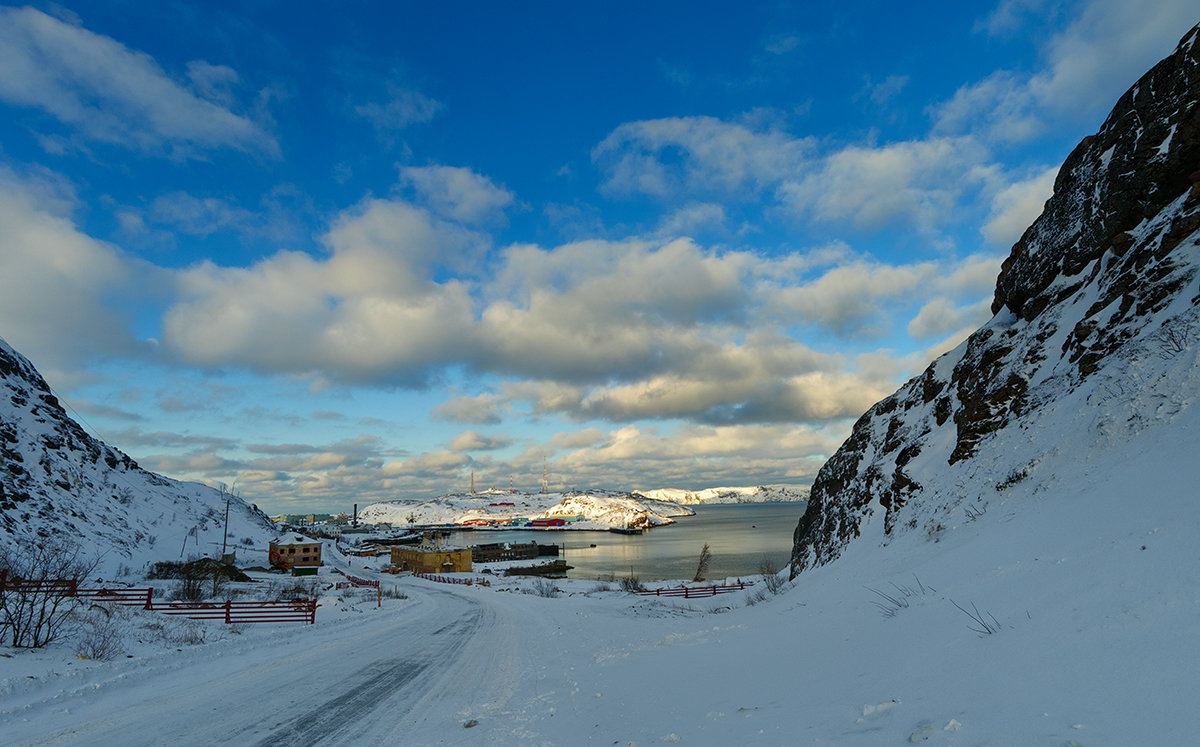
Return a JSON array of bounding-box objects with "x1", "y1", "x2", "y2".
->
[
  {"x1": 530, "y1": 518, "x2": 566, "y2": 528},
  {"x1": 269, "y1": 533, "x2": 323, "y2": 575}
]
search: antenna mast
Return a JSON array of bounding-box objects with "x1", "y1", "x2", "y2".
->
[{"x1": 541, "y1": 457, "x2": 549, "y2": 494}]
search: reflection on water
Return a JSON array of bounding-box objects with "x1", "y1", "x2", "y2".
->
[{"x1": 450, "y1": 502, "x2": 807, "y2": 581}]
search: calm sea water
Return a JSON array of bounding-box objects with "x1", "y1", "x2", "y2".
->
[{"x1": 450, "y1": 501, "x2": 807, "y2": 581}]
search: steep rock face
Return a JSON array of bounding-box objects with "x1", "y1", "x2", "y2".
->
[
  {"x1": 791, "y1": 24, "x2": 1200, "y2": 576},
  {"x1": 0, "y1": 338, "x2": 277, "y2": 575}
]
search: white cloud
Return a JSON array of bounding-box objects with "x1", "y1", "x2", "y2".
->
[
  {"x1": 449, "y1": 430, "x2": 511, "y2": 452},
  {"x1": 865, "y1": 74, "x2": 910, "y2": 107},
  {"x1": 431, "y1": 392, "x2": 507, "y2": 424},
  {"x1": 776, "y1": 137, "x2": 992, "y2": 232},
  {"x1": 0, "y1": 7, "x2": 276, "y2": 156},
  {"x1": 355, "y1": 85, "x2": 442, "y2": 132},
  {"x1": 939, "y1": 0, "x2": 1197, "y2": 144},
  {"x1": 400, "y1": 165, "x2": 515, "y2": 226},
  {"x1": 162, "y1": 199, "x2": 485, "y2": 383},
  {"x1": 653, "y1": 202, "x2": 729, "y2": 238},
  {"x1": 982, "y1": 165, "x2": 1059, "y2": 246},
  {"x1": 907, "y1": 297, "x2": 993, "y2": 339},
  {"x1": 592, "y1": 116, "x2": 811, "y2": 198},
  {"x1": 0, "y1": 168, "x2": 151, "y2": 371}
]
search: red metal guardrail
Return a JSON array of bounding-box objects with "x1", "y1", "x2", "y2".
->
[
  {"x1": 2, "y1": 572, "x2": 316, "y2": 624},
  {"x1": 413, "y1": 573, "x2": 489, "y2": 586},
  {"x1": 632, "y1": 581, "x2": 755, "y2": 599},
  {"x1": 332, "y1": 568, "x2": 380, "y2": 589}
]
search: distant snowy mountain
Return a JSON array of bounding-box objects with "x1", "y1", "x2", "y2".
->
[
  {"x1": 0, "y1": 338, "x2": 278, "y2": 575},
  {"x1": 792, "y1": 24, "x2": 1200, "y2": 574},
  {"x1": 357, "y1": 488, "x2": 693, "y2": 530},
  {"x1": 636, "y1": 485, "x2": 809, "y2": 505}
]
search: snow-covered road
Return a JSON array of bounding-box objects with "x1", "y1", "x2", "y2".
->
[{"x1": 4, "y1": 581, "x2": 528, "y2": 746}]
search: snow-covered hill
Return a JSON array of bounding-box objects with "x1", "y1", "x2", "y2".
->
[
  {"x1": 636, "y1": 485, "x2": 808, "y2": 505},
  {"x1": 792, "y1": 24, "x2": 1200, "y2": 574},
  {"x1": 357, "y1": 487, "x2": 693, "y2": 530},
  {"x1": 0, "y1": 337, "x2": 278, "y2": 575}
]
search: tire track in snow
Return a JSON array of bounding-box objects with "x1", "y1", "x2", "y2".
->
[{"x1": 248, "y1": 596, "x2": 486, "y2": 745}]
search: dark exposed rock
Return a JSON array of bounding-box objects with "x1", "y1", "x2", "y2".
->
[{"x1": 792, "y1": 24, "x2": 1200, "y2": 577}]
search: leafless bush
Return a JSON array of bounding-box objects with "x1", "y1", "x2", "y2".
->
[
  {"x1": 744, "y1": 587, "x2": 769, "y2": 606},
  {"x1": 759, "y1": 556, "x2": 787, "y2": 595},
  {"x1": 531, "y1": 578, "x2": 559, "y2": 598},
  {"x1": 270, "y1": 580, "x2": 312, "y2": 601},
  {"x1": 590, "y1": 582, "x2": 613, "y2": 593},
  {"x1": 170, "y1": 577, "x2": 206, "y2": 602},
  {"x1": 74, "y1": 606, "x2": 125, "y2": 660},
  {"x1": 381, "y1": 586, "x2": 408, "y2": 599},
  {"x1": 619, "y1": 575, "x2": 645, "y2": 592},
  {"x1": 996, "y1": 468, "x2": 1028, "y2": 491},
  {"x1": 0, "y1": 538, "x2": 100, "y2": 648},
  {"x1": 169, "y1": 620, "x2": 207, "y2": 646},
  {"x1": 692, "y1": 543, "x2": 712, "y2": 583},
  {"x1": 866, "y1": 576, "x2": 935, "y2": 618},
  {"x1": 964, "y1": 503, "x2": 988, "y2": 522},
  {"x1": 951, "y1": 599, "x2": 1002, "y2": 635},
  {"x1": 1150, "y1": 319, "x2": 1197, "y2": 360}
]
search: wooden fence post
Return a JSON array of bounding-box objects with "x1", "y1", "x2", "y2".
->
[
  {"x1": 224, "y1": 600, "x2": 232, "y2": 624},
  {"x1": 144, "y1": 587, "x2": 154, "y2": 610}
]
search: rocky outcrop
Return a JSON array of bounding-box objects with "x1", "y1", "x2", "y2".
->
[{"x1": 791, "y1": 24, "x2": 1200, "y2": 576}]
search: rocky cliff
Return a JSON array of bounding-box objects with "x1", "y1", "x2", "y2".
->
[
  {"x1": 1, "y1": 337, "x2": 277, "y2": 575},
  {"x1": 791, "y1": 24, "x2": 1200, "y2": 576}
]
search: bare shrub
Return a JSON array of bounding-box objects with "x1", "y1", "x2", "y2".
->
[
  {"x1": 170, "y1": 577, "x2": 206, "y2": 602},
  {"x1": 963, "y1": 503, "x2": 988, "y2": 522},
  {"x1": 951, "y1": 599, "x2": 1002, "y2": 635},
  {"x1": 692, "y1": 543, "x2": 712, "y2": 583},
  {"x1": 619, "y1": 575, "x2": 645, "y2": 592},
  {"x1": 1150, "y1": 319, "x2": 1197, "y2": 359},
  {"x1": 74, "y1": 606, "x2": 125, "y2": 660},
  {"x1": 0, "y1": 538, "x2": 99, "y2": 648},
  {"x1": 759, "y1": 556, "x2": 787, "y2": 595},
  {"x1": 531, "y1": 578, "x2": 559, "y2": 598},
  {"x1": 866, "y1": 576, "x2": 935, "y2": 618},
  {"x1": 590, "y1": 582, "x2": 613, "y2": 593},
  {"x1": 270, "y1": 580, "x2": 312, "y2": 601},
  {"x1": 744, "y1": 587, "x2": 769, "y2": 606},
  {"x1": 168, "y1": 620, "x2": 207, "y2": 646},
  {"x1": 381, "y1": 586, "x2": 408, "y2": 600}
]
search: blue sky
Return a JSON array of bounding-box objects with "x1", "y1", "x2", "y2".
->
[{"x1": 1, "y1": 1, "x2": 1195, "y2": 513}]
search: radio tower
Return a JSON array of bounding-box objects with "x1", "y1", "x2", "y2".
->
[
  {"x1": 469, "y1": 470, "x2": 475, "y2": 494},
  {"x1": 541, "y1": 457, "x2": 549, "y2": 494}
]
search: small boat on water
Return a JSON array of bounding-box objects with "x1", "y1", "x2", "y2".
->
[{"x1": 610, "y1": 526, "x2": 646, "y2": 535}]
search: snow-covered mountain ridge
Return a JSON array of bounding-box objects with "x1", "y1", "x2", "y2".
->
[
  {"x1": 791, "y1": 24, "x2": 1200, "y2": 574},
  {"x1": 0, "y1": 337, "x2": 278, "y2": 575},
  {"x1": 636, "y1": 485, "x2": 808, "y2": 505},
  {"x1": 358, "y1": 488, "x2": 694, "y2": 530}
]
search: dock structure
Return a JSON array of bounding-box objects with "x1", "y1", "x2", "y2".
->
[{"x1": 469, "y1": 542, "x2": 559, "y2": 563}]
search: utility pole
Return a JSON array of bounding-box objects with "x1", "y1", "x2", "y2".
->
[{"x1": 221, "y1": 486, "x2": 231, "y2": 557}]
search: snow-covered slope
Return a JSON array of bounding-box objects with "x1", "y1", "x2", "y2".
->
[
  {"x1": 357, "y1": 488, "x2": 693, "y2": 530},
  {"x1": 792, "y1": 23, "x2": 1200, "y2": 574},
  {"x1": 636, "y1": 485, "x2": 808, "y2": 505},
  {"x1": 0, "y1": 338, "x2": 278, "y2": 575}
]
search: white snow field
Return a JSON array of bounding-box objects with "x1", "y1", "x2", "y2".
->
[{"x1": 3, "y1": 385, "x2": 1197, "y2": 746}]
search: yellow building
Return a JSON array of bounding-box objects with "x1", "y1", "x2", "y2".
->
[{"x1": 390, "y1": 545, "x2": 472, "y2": 574}]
